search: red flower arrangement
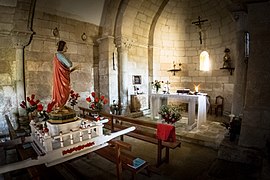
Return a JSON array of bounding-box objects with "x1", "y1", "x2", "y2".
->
[
  {"x1": 20, "y1": 94, "x2": 42, "y2": 114},
  {"x1": 20, "y1": 94, "x2": 55, "y2": 120},
  {"x1": 86, "y1": 92, "x2": 108, "y2": 111},
  {"x1": 159, "y1": 104, "x2": 182, "y2": 124}
]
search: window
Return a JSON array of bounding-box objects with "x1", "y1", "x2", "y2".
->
[{"x1": 200, "y1": 51, "x2": 210, "y2": 71}]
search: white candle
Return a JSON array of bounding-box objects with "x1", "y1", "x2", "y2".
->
[
  {"x1": 70, "y1": 130, "x2": 73, "y2": 144},
  {"x1": 195, "y1": 86, "x2": 199, "y2": 92},
  {"x1": 60, "y1": 131, "x2": 64, "y2": 147},
  {"x1": 88, "y1": 126, "x2": 91, "y2": 139},
  {"x1": 194, "y1": 84, "x2": 200, "y2": 92},
  {"x1": 79, "y1": 131, "x2": 83, "y2": 141}
]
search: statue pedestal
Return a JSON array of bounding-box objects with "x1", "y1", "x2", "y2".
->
[
  {"x1": 48, "y1": 107, "x2": 77, "y2": 124},
  {"x1": 47, "y1": 119, "x2": 81, "y2": 136},
  {"x1": 47, "y1": 106, "x2": 79, "y2": 136}
]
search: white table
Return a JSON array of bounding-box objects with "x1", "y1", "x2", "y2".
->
[{"x1": 150, "y1": 93, "x2": 207, "y2": 130}]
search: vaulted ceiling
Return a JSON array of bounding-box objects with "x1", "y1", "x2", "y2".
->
[{"x1": 35, "y1": 0, "x2": 269, "y2": 27}]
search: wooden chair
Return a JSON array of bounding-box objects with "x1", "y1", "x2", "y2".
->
[{"x1": 211, "y1": 95, "x2": 224, "y2": 116}]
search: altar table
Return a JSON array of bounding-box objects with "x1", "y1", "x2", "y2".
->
[{"x1": 150, "y1": 93, "x2": 207, "y2": 130}]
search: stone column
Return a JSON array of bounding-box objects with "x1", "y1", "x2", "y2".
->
[
  {"x1": 115, "y1": 37, "x2": 132, "y2": 114},
  {"x1": 97, "y1": 36, "x2": 117, "y2": 113},
  {"x1": 238, "y1": 2, "x2": 270, "y2": 149},
  {"x1": 11, "y1": 31, "x2": 33, "y2": 116},
  {"x1": 231, "y1": 11, "x2": 248, "y2": 116}
]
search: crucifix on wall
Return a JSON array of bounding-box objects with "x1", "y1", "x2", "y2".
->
[{"x1": 192, "y1": 16, "x2": 208, "y2": 44}]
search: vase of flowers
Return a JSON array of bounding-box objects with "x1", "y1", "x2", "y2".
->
[
  {"x1": 86, "y1": 92, "x2": 108, "y2": 112},
  {"x1": 110, "y1": 100, "x2": 121, "y2": 115},
  {"x1": 20, "y1": 94, "x2": 54, "y2": 121},
  {"x1": 20, "y1": 94, "x2": 43, "y2": 121},
  {"x1": 152, "y1": 80, "x2": 163, "y2": 93},
  {"x1": 159, "y1": 104, "x2": 182, "y2": 124}
]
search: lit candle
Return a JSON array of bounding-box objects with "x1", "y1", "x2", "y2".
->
[{"x1": 194, "y1": 84, "x2": 200, "y2": 93}]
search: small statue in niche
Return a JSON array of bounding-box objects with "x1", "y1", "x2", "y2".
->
[{"x1": 223, "y1": 48, "x2": 232, "y2": 68}]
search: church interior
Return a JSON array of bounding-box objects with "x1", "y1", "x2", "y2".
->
[{"x1": 0, "y1": 0, "x2": 270, "y2": 179}]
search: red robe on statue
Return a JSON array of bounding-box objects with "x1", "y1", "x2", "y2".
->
[{"x1": 52, "y1": 55, "x2": 71, "y2": 108}]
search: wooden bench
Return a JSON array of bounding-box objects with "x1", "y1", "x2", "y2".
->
[
  {"x1": 3, "y1": 115, "x2": 64, "y2": 179},
  {"x1": 2, "y1": 115, "x2": 40, "y2": 179},
  {"x1": 94, "y1": 140, "x2": 150, "y2": 180},
  {"x1": 79, "y1": 106, "x2": 181, "y2": 167},
  {"x1": 3, "y1": 115, "x2": 27, "y2": 156}
]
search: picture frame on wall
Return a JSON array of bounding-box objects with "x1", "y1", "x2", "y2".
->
[{"x1": 132, "y1": 75, "x2": 142, "y2": 85}]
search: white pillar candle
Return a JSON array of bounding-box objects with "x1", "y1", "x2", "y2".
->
[
  {"x1": 79, "y1": 131, "x2": 83, "y2": 142},
  {"x1": 60, "y1": 131, "x2": 64, "y2": 147},
  {"x1": 70, "y1": 130, "x2": 73, "y2": 144},
  {"x1": 88, "y1": 126, "x2": 91, "y2": 139}
]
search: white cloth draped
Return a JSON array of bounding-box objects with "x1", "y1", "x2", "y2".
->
[
  {"x1": 150, "y1": 93, "x2": 207, "y2": 130},
  {"x1": 197, "y1": 95, "x2": 207, "y2": 128}
]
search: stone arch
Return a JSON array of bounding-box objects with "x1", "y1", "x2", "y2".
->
[
  {"x1": 114, "y1": 0, "x2": 143, "y2": 39},
  {"x1": 99, "y1": 0, "x2": 121, "y2": 37},
  {"x1": 111, "y1": 0, "x2": 163, "y2": 113},
  {"x1": 100, "y1": 0, "x2": 241, "y2": 113},
  {"x1": 148, "y1": 0, "x2": 170, "y2": 88}
]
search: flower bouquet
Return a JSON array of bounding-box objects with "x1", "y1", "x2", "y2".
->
[
  {"x1": 159, "y1": 104, "x2": 182, "y2": 124},
  {"x1": 20, "y1": 94, "x2": 54, "y2": 121},
  {"x1": 151, "y1": 80, "x2": 163, "y2": 93},
  {"x1": 86, "y1": 92, "x2": 108, "y2": 112},
  {"x1": 20, "y1": 94, "x2": 43, "y2": 120}
]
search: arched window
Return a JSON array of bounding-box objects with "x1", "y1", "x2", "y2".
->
[{"x1": 200, "y1": 51, "x2": 210, "y2": 71}]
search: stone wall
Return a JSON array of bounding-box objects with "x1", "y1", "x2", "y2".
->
[
  {"x1": 0, "y1": 6, "x2": 100, "y2": 134},
  {"x1": 24, "y1": 10, "x2": 100, "y2": 109},
  {"x1": 239, "y1": 2, "x2": 270, "y2": 149},
  {"x1": 0, "y1": 1, "x2": 20, "y2": 133},
  {"x1": 120, "y1": 0, "x2": 237, "y2": 112}
]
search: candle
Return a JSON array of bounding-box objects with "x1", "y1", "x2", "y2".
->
[
  {"x1": 88, "y1": 126, "x2": 91, "y2": 139},
  {"x1": 194, "y1": 84, "x2": 200, "y2": 92},
  {"x1": 60, "y1": 131, "x2": 64, "y2": 147},
  {"x1": 70, "y1": 130, "x2": 73, "y2": 144},
  {"x1": 79, "y1": 131, "x2": 83, "y2": 142}
]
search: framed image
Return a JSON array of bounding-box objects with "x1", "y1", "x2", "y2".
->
[{"x1": 132, "y1": 75, "x2": 142, "y2": 85}]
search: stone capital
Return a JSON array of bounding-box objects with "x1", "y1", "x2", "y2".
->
[
  {"x1": 115, "y1": 36, "x2": 133, "y2": 49},
  {"x1": 11, "y1": 30, "x2": 34, "y2": 48},
  {"x1": 96, "y1": 36, "x2": 114, "y2": 44}
]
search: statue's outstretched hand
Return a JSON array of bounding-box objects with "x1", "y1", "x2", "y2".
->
[{"x1": 70, "y1": 65, "x2": 80, "y2": 72}]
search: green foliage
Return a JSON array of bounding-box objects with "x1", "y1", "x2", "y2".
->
[{"x1": 159, "y1": 104, "x2": 182, "y2": 124}]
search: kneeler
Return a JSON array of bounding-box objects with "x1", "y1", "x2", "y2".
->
[{"x1": 156, "y1": 123, "x2": 176, "y2": 167}]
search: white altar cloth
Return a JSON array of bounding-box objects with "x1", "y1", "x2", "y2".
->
[{"x1": 150, "y1": 93, "x2": 207, "y2": 130}]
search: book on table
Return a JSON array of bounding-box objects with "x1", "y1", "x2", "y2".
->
[
  {"x1": 22, "y1": 142, "x2": 32, "y2": 149},
  {"x1": 127, "y1": 157, "x2": 146, "y2": 169}
]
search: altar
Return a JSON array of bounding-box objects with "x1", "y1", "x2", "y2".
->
[{"x1": 150, "y1": 93, "x2": 207, "y2": 130}]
